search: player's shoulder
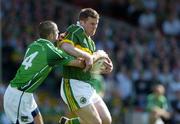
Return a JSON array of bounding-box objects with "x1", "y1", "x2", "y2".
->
[
  {"x1": 67, "y1": 24, "x2": 84, "y2": 35},
  {"x1": 29, "y1": 41, "x2": 42, "y2": 47},
  {"x1": 28, "y1": 40, "x2": 45, "y2": 51}
]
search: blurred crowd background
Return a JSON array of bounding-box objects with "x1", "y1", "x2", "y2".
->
[{"x1": 1, "y1": 0, "x2": 180, "y2": 124}]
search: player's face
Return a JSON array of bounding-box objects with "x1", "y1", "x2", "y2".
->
[
  {"x1": 52, "y1": 24, "x2": 59, "y2": 41},
  {"x1": 81, "y1": 17, "x2": 99, "y2": 37}
]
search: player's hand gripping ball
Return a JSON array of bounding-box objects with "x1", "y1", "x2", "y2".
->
[{"x1": 91, "y1": 57, "x2": 112, "y2": 74}]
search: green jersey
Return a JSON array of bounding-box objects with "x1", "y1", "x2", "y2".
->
[
  {"x1": 61, "y1": 24, "x2": 99, "y2": 86},
  {"x1": 10, "y1": 38, "x2": 74, "y2": 93},
  {"x1": 147, "y1": 94, "x2": 168, "y2": 112}
]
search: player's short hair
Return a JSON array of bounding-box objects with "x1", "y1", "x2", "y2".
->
[
  {"x1": 78, "y1": 8, "x2": 99, "y2": 21},
  {"x1": 38, "y1": 20, "x2": 56, "y2": 39}
]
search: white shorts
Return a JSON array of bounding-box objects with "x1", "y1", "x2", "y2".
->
[
  {"x1": 3, "y1": 85, "x2": 38, "y2": 124},
  {"x1": 60, "y1": 78, "x2": 101, "y2": 112}
]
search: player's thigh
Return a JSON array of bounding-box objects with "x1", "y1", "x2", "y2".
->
[
  {"x1": 94, "y1": 98, "x2": 112, "y2": 124},
  {"x1": 74, "y1": 103, "x2": 102, "y2": 124},
  {"x1": 3, "y1": 86, "x2": 18, "y2": 123},
  {"x1": 4, "y1": 85, "x2": 40, "y2": 123},
  {"x1": 61, "y1": 79, "x2": 98, "y2": 111}
]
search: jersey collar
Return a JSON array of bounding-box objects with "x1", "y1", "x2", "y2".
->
[
  {"x1": 76, "y1": 21, "x2": 90, "y2": 38},
  {"x1": 37, "y1": 38, "x2": 54, "y2": 45},
  {"x1": 76, "y1": 21, "x2": 85, "y2": 30}
]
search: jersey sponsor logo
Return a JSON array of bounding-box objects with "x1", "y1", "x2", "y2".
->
[
  {"x1": 80, "y1": 97, "x2": 87, "y2": 104},
  {"x1": 21, "y1": 116, "x2": 28, "y2": 122}
]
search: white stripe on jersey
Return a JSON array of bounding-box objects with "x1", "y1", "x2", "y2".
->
[
  {"x1": 21, "y1": 65, "x2": 49, "y2": 90},
  {"x1": 71, "y1": 27, "x2": 81, "y2": 41},
  {"x1": 47, "y1": 44, "x2": 63, "y2": 58}
]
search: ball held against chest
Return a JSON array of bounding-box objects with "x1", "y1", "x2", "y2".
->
[{"x1": 90, "y1": 58, "x2": 107, "y2": 74}]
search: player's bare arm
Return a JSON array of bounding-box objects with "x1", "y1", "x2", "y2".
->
[
  {"x1": 67, "y1": 58, "x2": 85, "y2": 68},
  {"x1": 60, "y1": 42, "x2": 94, "y2": 72}
]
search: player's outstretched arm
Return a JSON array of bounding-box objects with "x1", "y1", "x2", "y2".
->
[
  {"x1": 61, "y1": 42, "x2": 93, "y2": 72},
  {"x1": 67, "y1": 58, "x2": 85, "y2": 68}
]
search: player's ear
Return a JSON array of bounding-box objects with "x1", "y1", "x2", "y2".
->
[
  {"x1": 79, "y1": 20, "x2": 85, "y2": 26},
  {"x1": 48, "y1": 33, "x2": 54, "y2": 40}
]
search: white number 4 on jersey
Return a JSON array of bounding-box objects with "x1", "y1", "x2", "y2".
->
[{"x1": 22, "y1": 50, "x2": 38, "y2": 70}]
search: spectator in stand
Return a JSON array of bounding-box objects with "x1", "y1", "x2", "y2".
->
[
  {"x1": 168, "y1": 72, "x2": 180, "y2": 101},
  {"x1": 138, "y1": 7, "x2": 156, "y2": 30},
  {"x1": 158, "y1": 60, "x2": 173, "y2": 86},
  {"x1": 134, "y1": 71, "x2": 151, "y2": 110},
  {"x1": 116, "y1": 66, "x2": 133, "y2": 107},
  {"x1": 162, "y1": 12, "x2": 180, "y2": 36},
  {"x1": 142, "y1": 0, "x2": 157, "y2": 11}
]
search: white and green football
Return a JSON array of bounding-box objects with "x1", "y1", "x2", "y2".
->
[{"x1": 90, "y1": 58, "x2": 107, "y2": 74}]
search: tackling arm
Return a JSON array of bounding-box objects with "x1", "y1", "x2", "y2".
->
[
  {"x1": 67, "y1": 58, "x2": 85, "y2": 68},
  {"x1": 61, "y1": 43, "x2": 93, "y2": 72}
]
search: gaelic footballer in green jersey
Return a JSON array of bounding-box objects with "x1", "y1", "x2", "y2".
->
[
  {"x1": 10, "y1": 38, "x2": 74, "y2": 92},
  {"x1": 59, "y1": 24, "x2": 97, "y2": 85},
  {"x1": 59, "y1": 24, "x2": 112, "y2": 87},
  {"x1": 59, "y1": 8, "x2": 113, "y2": 124},
  {"x1": 4, "y1": 21, "x2": 84, "y2": 124}
]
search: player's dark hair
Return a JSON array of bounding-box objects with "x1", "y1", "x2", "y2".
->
[
  {"x1": 78, "y1": 8, "x2": 99, "y2": 21},
  {"x1": 38, "y1": 20, "x2": 56, "y2": 39}
]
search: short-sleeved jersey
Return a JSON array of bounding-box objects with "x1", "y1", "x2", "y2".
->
[
  {"x1": 60, "y1": 24, "x2": 98, "y2": 86},
  {"x1": 10, "y1": 38, "x2": 74, "y2": 93}
]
